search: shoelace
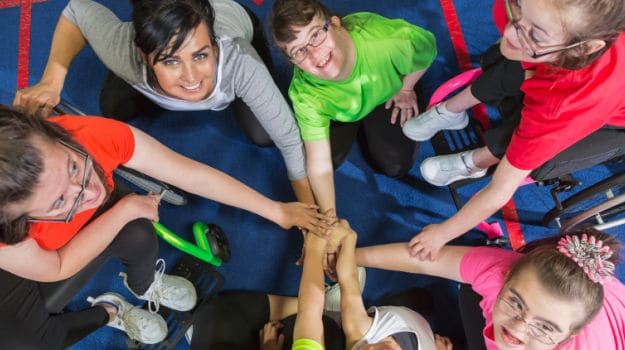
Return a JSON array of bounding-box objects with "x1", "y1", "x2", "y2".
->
[{"x1": 142, "y1": 258, "x2": 166, "y2": 313}]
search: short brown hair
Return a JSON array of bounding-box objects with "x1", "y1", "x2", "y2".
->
[
  {"x1": 268, "y1": 0, "x2": 331, "y2": 48},
  {"x1": 506, "y1": 229, "x2": 621, "y2": 332}
]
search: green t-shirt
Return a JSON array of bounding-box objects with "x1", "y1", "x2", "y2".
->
[
  {"x1": 292, "y1": 338, "x2": 325, "y2": 350},
  {"x1": 289, "y1": 12, "x2": 437, "y2": 141}
]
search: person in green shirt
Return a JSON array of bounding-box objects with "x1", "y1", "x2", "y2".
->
[{"x1": 269, "y1": 0, "x2": 437, "y2": 225}]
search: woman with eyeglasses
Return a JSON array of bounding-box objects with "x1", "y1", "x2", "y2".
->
[
  {"x1": 268, "y1": 0, "x2": 437, "y2": 231},
  {"x1": 401, "y1": 0, "x2": 625, "y2": 261},
  {"x1": 12, "y1": 0, "x2": 317, "y2": 207},
  {"x1": 356, "y1": 228, "x2": 625, "y2": 350},
  {"x1": 0, "y1": 106, "x2": 328, "y2": 347}
]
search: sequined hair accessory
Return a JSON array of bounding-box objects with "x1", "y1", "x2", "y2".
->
[{"x1": 557, "y1": 234, "x2": 615, "y2": 284}]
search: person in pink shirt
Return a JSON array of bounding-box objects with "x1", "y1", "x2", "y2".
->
[
  {"x1": 402, "y1": 0, "x2": 625, "y2": 261},
  {"x1": 356, "y1": 229, "x2": 625, "y2": 350}
]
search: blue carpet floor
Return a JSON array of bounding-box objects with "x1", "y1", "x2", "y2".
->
[{"x1": 1, "y1": 1, "x2": 624, "y2": 349}]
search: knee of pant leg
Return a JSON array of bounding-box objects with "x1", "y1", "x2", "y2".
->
[
  {"x1": 118, "y1": 219, "x2": 159, "y2": 257},
  {"x1": 248, "y1": 132, "x2": 274, "y2": 148},
  {"x1": 377, "y1": 162, "x2": 412, "y2": 178}
]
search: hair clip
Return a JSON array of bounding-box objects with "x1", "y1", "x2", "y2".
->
[{"x1": 557, "y1": 233, "x2": 615, "y2": 284}]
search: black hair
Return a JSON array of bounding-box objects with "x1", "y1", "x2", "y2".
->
[{"x1": 132, "y1": 0, "x2": 217, "y2": 66}]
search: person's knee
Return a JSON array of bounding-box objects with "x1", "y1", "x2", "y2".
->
[
  {"x1": 377, "y1": 162, "x2": 413, "y2": 178},
  {"x1": 118, "y1": 219, "x2": 158, "y2": 257},
  {"x1": 248, "y1": 131, "x2": 274, "y2": 148}
]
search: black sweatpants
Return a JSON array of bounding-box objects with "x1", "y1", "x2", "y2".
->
[
  {"x1": 471, "y1": 44, "x2": 625, "y2": 181},
  {"x1": 0, "y1": 183, "x2": 159, "y2": 349},
  {"x1": 99, "y1": 5, "x2": 275, "y2": 147},
  {"x1": 330, "y1": 102, "x2": 421, "y2": 178}
]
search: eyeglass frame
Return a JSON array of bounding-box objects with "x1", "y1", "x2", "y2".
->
[
  {"x1": 27, "y1": 140, "x2": 93, "y2": 224},
  {"x1": 289, "y1": 20, "x2": 331, "y2": 64},
  {"x1": 504, "y1": 0, "x2": 587, "y2": 58},
  {"x1": 497, "y1": 293, "x2": 559, "y2": 345}
]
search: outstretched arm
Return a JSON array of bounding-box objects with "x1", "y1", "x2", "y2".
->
[
  {"x1": 125, "y1": 126, "x2": 329, "y2": 234},
  {"x1": 331, "y1": 223, "x2": 372, "y2": 348},
  {"x1": 304, "y1": 139, "x2": 336, "y2": 214},
  {"x1": 0, "y1": 193, "x2": 160, "y2": 282},
  {"x1": 13, "y1": 15, "x2": 86, "y2": 117},
  {"x1": 293, "y1": 233, "x2": 327, "y2": 345},
  {"x1": 356, "y1": 243, "x2": 471, "y2": 283},
  {"x1": 408, "y1": 158, "x2": 530, "y2": 260}
]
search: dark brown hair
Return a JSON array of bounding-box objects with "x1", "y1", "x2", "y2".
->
[
  {"x1": 269, "y1": 0, "x2": 331, "y2": 49},
  {"x1": 0, "y1": 106, "x2": 102, "y2": 244}
]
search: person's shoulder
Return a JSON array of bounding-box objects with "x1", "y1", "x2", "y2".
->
[{"x1": 343, "y1": 12, "x2": 387, "y2": 30}]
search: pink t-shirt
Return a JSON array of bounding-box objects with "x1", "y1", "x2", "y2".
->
[{"x1": 460, "y1": 246, "x2": 625, "y2": 349}]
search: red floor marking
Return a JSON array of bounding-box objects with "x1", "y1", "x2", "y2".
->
[
  {"x1": 1, "y1": 0, "x2": 49, "y2": 89},
  {"x1": 17, "y1": 0, "x2": 32, "y2": 89},
  {"x1": 439, "y1": 0, "x2": 525, "y2": 248}
]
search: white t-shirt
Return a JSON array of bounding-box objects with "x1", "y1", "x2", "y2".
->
[{"x1": 352, "y1": 306, "x2": 436, "y2": 350}]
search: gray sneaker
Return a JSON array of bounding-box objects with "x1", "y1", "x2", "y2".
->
[
  {"x1": 120, "y1": 258, "x2": 197, "y2": 313},
  {"x1": 403, "y1": 102, "x2": 468, "y2": 141},
  {"x1": 324, "y1": 266, "x2": 367, "y2": 312},
  {"x1": 87, "y1": 292, "x2": 167, "y2": 344},
  {"x1": 420, "y1": 151, "x2": 488, "y2": 186}
]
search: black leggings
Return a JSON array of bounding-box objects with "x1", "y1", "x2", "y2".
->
[
  {"x1": 99, "y1": 6, "x2": 275, "y2": 147},
  {"x1": 330, "y1": 102, "x2": 421, "y2": 178},
  {"x1": 0, "y1": 184, "x2": 159, "y2": 349},
  {"x1": 190, "y1": 291, "x2": 345, "y2": 350},
  {"x1": 471, "y1": 44, "x2": 625, "y2": 181}
]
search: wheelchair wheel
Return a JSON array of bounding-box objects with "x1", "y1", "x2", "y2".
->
[
  {"x1": 542, "y1": 172, "x2": 625, "y2": 228},
  {"x1": 559, "y1": 192, "x2": 625, "y2": 233}
]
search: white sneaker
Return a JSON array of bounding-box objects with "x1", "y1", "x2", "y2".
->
[
  {"x1": 324, "y1": 266, "x2": 367, "y2": 312},
  {"x1": 120, "y1": 258, "x2": 197, "y2": 313},
  {"x1": 87, "y1": 292, "x2": 167, "y2": 344},
  {"x1": 403, "y1": 102, "x2": 468, "y2": 141},
  {"x1": 420, "y1": 151, "x2": 488, "y2": 186}
]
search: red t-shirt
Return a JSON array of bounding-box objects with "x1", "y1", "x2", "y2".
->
[
  {"x1": 491, "y1": 0, "x2": 625, "y2": 170},
  {"x1": 26, "y1": 116, "x2": 135, "y2": 250}
]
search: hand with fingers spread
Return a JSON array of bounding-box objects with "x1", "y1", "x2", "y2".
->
[
  {"x1": 277, "y1": 202, "x2": 332, "y2": 237},
  {"x1": 259, "y1": 321, "x2": 285, "y2": 350},
  {"x1": 13, "y1": 82, "x2": 61, "y2": 118},
  {"x1": 385, "y1": 89, "x2": 419, "y2": 127},
  {"x1": 434, "y1": 334, "x2": 453, "y2": 350},
  {"x1": 408, "y1": 224, "x2": 451, "y2": 261}
]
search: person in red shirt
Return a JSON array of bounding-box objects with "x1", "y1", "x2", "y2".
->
[
  {"x1": 0, "y1": 106, "x2": 329, "y2": 347},
  {"x1": 402, "y1": 0, "x2": 625, "y2": 260}
]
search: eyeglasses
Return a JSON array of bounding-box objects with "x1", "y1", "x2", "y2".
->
[
  {"x1": 498, "y1": 295, "x2": 558, "y2": 345},
  {"x1": 27, "y1": 140, "x2": 93, "y2": 223},
  {"x1": 504, "y1": 0, "x2": 586, "y2": 58},
  {"x1": 289, "y1": 20, "x2": 331, "y2": 64}
]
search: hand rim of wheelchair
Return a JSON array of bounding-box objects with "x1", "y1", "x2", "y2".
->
[{"x1": 559, "y1": 192, "x2": 625, "y2": 234}]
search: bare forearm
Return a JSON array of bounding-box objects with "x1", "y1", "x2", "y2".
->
[
  {"x1": 128, "y1": 129, "x2": 285, "y2": 224},
  {"x1": 401, "y1": 69, "x2": 427, "y2": 91},
  {"x1": 294, "y1": 238, "x2": 326, "y2": 342},
  {"x1": 356, "y1": 243, "x2": 469, "y2": 282},
  {"x1": 41, "y1": 16, "x2": 87, "y2": 90},
  {"x1": 307, "y1": 168, "x2": 335, "y2": 213},
  {"x1": 291, "y1": 177, "x2": 316, "y2": 205},
  {"x1": 55, "y1": 204, "x2": 138, "y2": 280}
]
